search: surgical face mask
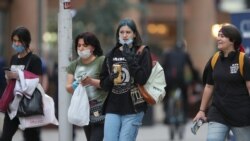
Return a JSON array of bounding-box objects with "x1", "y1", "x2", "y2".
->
[
  {"x1": 119, "y1": 37, "x2": 133, "y2": 47},
  {"x1": 77, "y1": 49, "x2": 92, "y2": 59},
  {"x1": 12, "y1": 44, "x2": 25, "y2": 53}
]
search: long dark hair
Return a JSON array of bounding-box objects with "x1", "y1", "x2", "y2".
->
[
  {"x1": 74, "y1": 32, "x2": 103, "y2": 56},
  {"x1": 115, "y1": 18, "x2": 142, "y2": 48},
  {"x1": 11, "y1": 26, "x2": 31, "y2": 48}
]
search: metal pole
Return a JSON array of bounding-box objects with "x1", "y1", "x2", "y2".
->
[
  {"x1": 58, "y1": 0, "x2": 73, "y2": 141},
  {"x1": 176, "y1": 0, "x2": 184, "y2": 48}
]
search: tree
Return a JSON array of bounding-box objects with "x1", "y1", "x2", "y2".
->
[{"x1": 73, "y1": 0, "x2": 129, "y2": 53}]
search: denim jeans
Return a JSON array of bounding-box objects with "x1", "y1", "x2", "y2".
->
[
  {"x1": 103, "y1": 112, "x2": 144, "y2": 141},
  {"x1": 207, "y1": 122, "x2": 250, "y2": 141}
]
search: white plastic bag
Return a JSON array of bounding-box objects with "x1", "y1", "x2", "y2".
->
[
  {"x1": 68, "y1": 85, "x2": 89, "y2": 126},
  {"x1": 18, "y1": 94, "x2": 59, "y2": 130}
]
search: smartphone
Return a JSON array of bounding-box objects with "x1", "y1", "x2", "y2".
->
[{"x1": 191, "y1": 119, "x2": 204, "y2": 135}]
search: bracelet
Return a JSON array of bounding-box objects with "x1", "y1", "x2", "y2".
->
[{"x1": 199, "y1": 109, "x2": 205, "y2": 112}]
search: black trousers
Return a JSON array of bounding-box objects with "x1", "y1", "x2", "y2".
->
[
  {"x1": 83, "y1": 123, "x2": 104, "y2": 141},
  {"x1": 0, "y1": 113, "x2": 41, "y2": 141}
]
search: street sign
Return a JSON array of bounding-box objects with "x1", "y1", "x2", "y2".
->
[{"x1": 231, "y1": 11, "x2": 250, "y2": 56}]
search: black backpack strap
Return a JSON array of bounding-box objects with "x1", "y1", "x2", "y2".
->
[{"x1": 24, "y1": 54, "x2": 33, "y2": 70}]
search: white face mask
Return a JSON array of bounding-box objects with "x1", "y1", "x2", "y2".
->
[
  {"x1": 77, "y1": 49, "x2": 92, "y2": 59},
  {"x1": 119, "y1": 37, "x2": 133, "y2": 47}
]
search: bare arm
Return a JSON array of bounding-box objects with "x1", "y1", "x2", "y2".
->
[
  {"x1": 41, "y1": 74, "x2": 49, "y2": 92},
  {"x1": 66, "y1": 74, "x2": 75, "y2": 94},
  {"x1": 193, "y1": 84, "x2": 214, "y2": 122},
  {"x1": 246, "y1": 81, "x2": 250, "y2": 96},
  {"x1": 39, "y1": 75, "x2": 43, "y2": 84}
]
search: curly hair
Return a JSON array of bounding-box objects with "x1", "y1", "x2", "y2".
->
[{"x1": 74, "y1": 32, "x2": 103, "y2": 56}]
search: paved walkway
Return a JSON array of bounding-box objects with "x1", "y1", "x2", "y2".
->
[{"x1": 10, "y1": 121, "x2": 207, "y2": 141}]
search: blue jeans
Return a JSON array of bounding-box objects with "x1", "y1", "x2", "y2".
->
[
  {"x1": 207, "y1": 122, "x2": 250, "y2": 141},
  {"x1": 103, "y1": 112, "x2": 144, "y2": 141}
]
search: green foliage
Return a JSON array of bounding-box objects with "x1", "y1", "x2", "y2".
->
[{"x1": 73, "y1": 0, "x2": 129, "y2": 51}]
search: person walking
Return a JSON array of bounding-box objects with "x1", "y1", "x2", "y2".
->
[
  {"x1": 161, "y1": 41, "x2": 198, "y2": 140},
  {"x1": 193, "y1": 24, "x2": 250, "y2": 141},
  {"x1": 66, "y1": 32, "x2": 107, "y2": 141},
  {"x1": 0, "y1": 26, "x2": 42, "y2": 141},
  {"x1": 99, "y1": 18, "x2": 152, "y2": 141}
]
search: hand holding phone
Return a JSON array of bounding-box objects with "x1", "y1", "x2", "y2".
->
[{"x1": 191, "y1": 119, "x2": 204, "y2": 135}]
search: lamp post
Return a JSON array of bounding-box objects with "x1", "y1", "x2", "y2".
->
[{"x1": 58, "y1": 0, "x2": 73, "y2": 141}]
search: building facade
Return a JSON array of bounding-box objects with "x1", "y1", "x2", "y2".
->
[{"x1": 2, "y1": 0, "x2": 247, "y2": 73}]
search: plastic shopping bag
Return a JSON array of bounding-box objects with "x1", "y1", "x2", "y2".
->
[{"x1": 68, "y1": 85, "x2": 89, "y2": 126}]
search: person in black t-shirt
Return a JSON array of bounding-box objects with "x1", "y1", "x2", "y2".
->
[
  {"x1": 0, "y1": 26, "x2": 42, "y2": 141},
  {"x1": 161, "y1": 41, "x2": 198, "y2": 140},
  {"x1": 99, "y1": 18, "x2": 152, "y2": 141},
  {"x1": 193, "y1": 24, "x2": 250, "y2": 141}
]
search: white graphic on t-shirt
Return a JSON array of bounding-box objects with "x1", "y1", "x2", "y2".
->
[
  {"x1": 112, "y1": 59, "x2": 131, "y2": 94},
  {"x1": 122, "y1": 68, "x2": 130, "y2": 83},
  {"x1": 113, "y1": 57, "x2": 125, "y2": 62},
  {"x1": 230, "y1": 63, "x2": 239, "y2": 74},
  {"x1": 130, "y1": 86, "x2": 145, "y2": 104},
  {"x1": 74, "y1": 64, "x2": 99, "y2": 99},
  {"x1": 11, "y1": 65, "x2": 25, "y2": 71}
]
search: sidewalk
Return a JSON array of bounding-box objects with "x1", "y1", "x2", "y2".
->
[{"x1": 11, "y1": 121, "x2": 207, "y2": 141}]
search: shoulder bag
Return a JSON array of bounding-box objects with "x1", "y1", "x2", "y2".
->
[{"x1": 137, "y1": 46, "x2": 167, "y2": 105}]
